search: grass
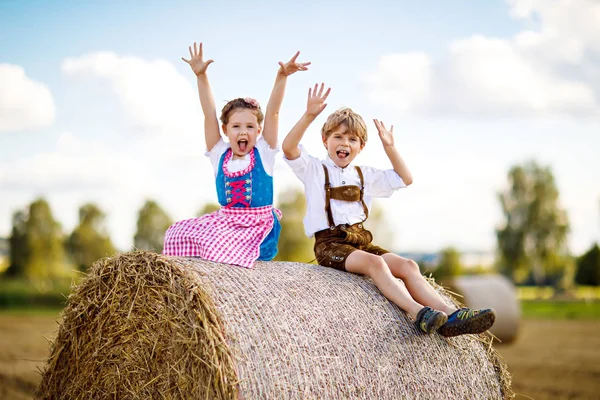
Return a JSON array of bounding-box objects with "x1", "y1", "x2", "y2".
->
[
  {"x1": 517, "y1": 285, "x2": 600, "y2": 300},
  {"x1": 0, "y1": 278, "x2": 72, "y2": 309},
  {"x1": 521, "y1": 300, "x2": 600, "y2": 319},
  {"x1": 0, "y1": 307, "x2": 63, "y2": 316}
]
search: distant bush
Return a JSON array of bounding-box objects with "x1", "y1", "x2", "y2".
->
[{"x1": 0, "y1": 278, "x2": 72, "y2": 308}]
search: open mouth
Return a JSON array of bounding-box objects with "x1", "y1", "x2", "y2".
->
[
  {"x1": 336, "y1": 149, "x2": 349, "y2": 159},
  {"x1": 238, "y1": 139, "x2": 248, "y2": 152}
]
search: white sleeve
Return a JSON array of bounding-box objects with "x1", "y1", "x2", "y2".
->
[
  {"x1": 283, "y1": 145, "x2": 321, "y2": 182},
  {"x1": 205, "y1": 139, "x2": 230, "y2": 176},
  {"x1": 360, "y1": 166, "x2": 407, "y2": 198},
  {"x1": 255, "y1": 136, "x2": 279, "y2": 176}
]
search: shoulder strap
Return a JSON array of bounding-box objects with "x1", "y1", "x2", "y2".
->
[
  {"x1": 355, "y1": 166, "x2": 369, "y2": 223},
  {"x1": 322, "y1": 164, "x2": 336, "y2": 229}
]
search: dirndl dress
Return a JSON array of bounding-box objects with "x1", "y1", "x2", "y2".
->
[{"x1": 163, "y1": 146, "x2": 281, "y2": 268}]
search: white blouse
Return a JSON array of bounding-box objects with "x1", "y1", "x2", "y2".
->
[
  {"x1": 206, "y1": 136, "x2": 279, "y2": 177},
  {"x1": 284, "y1": 145, "x2": 407, "y2": 237}
]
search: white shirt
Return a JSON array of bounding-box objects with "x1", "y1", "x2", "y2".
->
[
  {"x1": 206, "y1": 137, "x2": 279, "y2": 177},
  {"x1": 284, "y1": 145, "x2": 407, "y2": 237}
]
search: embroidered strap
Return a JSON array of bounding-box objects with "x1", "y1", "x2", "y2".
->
[
  {"x1": 322, "y1": 164, "x2": 369, "y2": 229},
  {"x1": 222, "y1": 148, "x2": 256, "y2": 178}
]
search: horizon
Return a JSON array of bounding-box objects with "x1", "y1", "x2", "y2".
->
[{"x1": 1, "y1": 0, "x2": 599, "y2": 255}]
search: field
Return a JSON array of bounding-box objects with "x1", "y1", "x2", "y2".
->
[
  {"x1": 1, "y1": 310, "x2": 599, "y2": 399},
  {"x1": 0, "y1": 311, "x2": 59, "y2": 400},
  {"x1": 495, "y1": 319, "x2": 600, "y2": 399}
]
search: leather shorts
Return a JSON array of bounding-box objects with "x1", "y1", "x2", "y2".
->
[{"x1": 313, "y1": 223, "x2": 389, "y2": 271}]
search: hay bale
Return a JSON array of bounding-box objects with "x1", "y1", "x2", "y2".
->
[
  {"x1": 449, "y1": 275, "x2": 520, "y2": 343},
  {"x1": 37, "y1": 251, "x2": 513, "y2": 399}
]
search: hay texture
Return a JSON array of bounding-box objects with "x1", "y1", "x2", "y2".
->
[{"x1": 37, "y1": 251, "x2": 513, "y2": 399}]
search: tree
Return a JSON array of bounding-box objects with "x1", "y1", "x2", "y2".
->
[
  {"x1": 25, "y1": 198, "x2": 67, "y2": 280},
  {"x1": 432, "y1": 247, "x2": 463, "y2": 284},
  {"x1": 575, "y1": 243, "x2": 600, "y2": 286},
  {"x1": 196, "y1": 203, "x2": 220, "y2": 217},
  {"x1": 363, "y1": 200, "x2": 395, "y2": 251},
  {"x1": 6, "y1": 211, "x2": 28, "y2": 277},
  {"x1": 67, "y1": 203, "x2": 117, "y2": 271},
  {"x1": 134, "y1": 200, "x2": 173, "y2": 253},
  {"x1": 274, "y1": 189, "x2": 314, "y2": 263},
  {"x1": 496, "y1": 161, "x2": 569, "y2": 285}
]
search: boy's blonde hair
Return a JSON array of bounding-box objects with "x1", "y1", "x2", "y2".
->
[{"x1": 321, "y1": 107, "x2": 368, "y2": 144}]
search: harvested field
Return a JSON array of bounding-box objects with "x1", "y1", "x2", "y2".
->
[
  {"x1": 2, "y1": 307, "x2": 599, "y2": 398},
  {"x1": 495, "y1": 319, "x2": 600, "y2": 400}
]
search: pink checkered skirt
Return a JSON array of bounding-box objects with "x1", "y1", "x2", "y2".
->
[{"x1": 162, "y1": 205, "x2": 281, "y2": 269}]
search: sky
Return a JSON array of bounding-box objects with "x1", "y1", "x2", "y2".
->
[{"x1": 1, "y1": 0, "x2": 599, "y2": 255}]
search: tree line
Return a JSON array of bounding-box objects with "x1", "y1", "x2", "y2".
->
[{"x1": 2, "y1": 160, "x2": 599, "y2": 287}]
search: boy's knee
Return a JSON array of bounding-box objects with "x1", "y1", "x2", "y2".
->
[
  {"x1": 405, "y1": 259, "x2": 420, "y2": 274},
  {"x1": 366, "y1": 255, "x2": 388, "y2": 275}
]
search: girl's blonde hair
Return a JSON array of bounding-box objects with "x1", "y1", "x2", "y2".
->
[{"x1": 321, "y1": 107, "x2": 368, "y2": 144}]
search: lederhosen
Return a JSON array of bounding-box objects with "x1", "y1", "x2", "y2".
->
[{"x1": 313, "y1": 164, "x2": 389, "y2": 271}]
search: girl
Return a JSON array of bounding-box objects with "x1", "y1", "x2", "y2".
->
[{"x1": 163, "y1": 42, "x2": 309, "y2": 268}]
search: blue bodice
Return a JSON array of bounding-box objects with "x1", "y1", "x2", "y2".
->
[{"x1": 215, "y1": 148, "x2": 280, "y2": 260}]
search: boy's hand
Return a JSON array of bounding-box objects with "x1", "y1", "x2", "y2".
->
[
  {"x1": 373, "y1": 119, "x2": 395, "y2": 147},
  {"x1": 278, "y1": 51, "x2": 311, "y2": 76},
  {"x1": 181, "y1": 42, "x2": 214, "y2": 76},
  {"x1": 306, "y1": 83, "x2": 331, "y2": 118}
]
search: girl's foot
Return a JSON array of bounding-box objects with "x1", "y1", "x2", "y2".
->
[
  {"x1": 438, "y1": 308, "x2": 496, "y2": 337},
  {"x1": 415, "y1": 306, "x2": 448, "y2": 334}
]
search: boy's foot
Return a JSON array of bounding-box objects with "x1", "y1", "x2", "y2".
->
[
  {"x1": 415, "y1": 306, "x2": 448, "y2": 334},
  {"x1": 438, "y1": 308, "x2": 496, "y2": 337}
]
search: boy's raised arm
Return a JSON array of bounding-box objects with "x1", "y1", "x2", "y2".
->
[
  {"x1": 262, "y1": 51, "x2": 310, "y2": 149},
  {"x1": 282, "y1": 83, "x2": 331, "y2": 160},
  {"x1": 373, "y1": 119, "x2": 413, "y2": 185},
  {"x1": 182, "y1": 42, "x2": 220, "y2": 151}
]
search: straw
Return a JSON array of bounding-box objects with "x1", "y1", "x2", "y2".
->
[{"x1": 37, "y1": 251, "x2": 513, "y2": 399}]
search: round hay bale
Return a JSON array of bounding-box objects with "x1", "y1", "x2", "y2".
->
[
  {"x1": 449, "y1": 275, "x2": 520, "y2": 343},
  {"x1": 37, "y1": 251, "x2": 513, "y2": 399}
]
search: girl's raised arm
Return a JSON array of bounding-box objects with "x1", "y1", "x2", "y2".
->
[
  {"x1": 182, "y1": 42, "x2": 220, "y2": 151},
  {"x1": 262, "y1": 51, "x2": 310, "y2": 149}
]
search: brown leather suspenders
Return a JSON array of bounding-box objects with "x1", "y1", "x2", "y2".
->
[{"x1": 322, "y1": 164, "x2": 369, "y2": 229}]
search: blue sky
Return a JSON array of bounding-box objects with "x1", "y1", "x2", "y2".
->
[{"x1": 1, "y1": 0, "x2": 599, "y2": 255}]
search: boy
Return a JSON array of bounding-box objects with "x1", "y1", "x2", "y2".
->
[{"x1": 281, "y1": 83, "x2": 495, "y2": 336}]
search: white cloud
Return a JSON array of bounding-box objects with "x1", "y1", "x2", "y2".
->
[
  {"x1": 0, "y1": 130, "x2": 217, "y2": 250},
  {"x1": 0, "y1": 64, "x2": 56, "y2": 132},
  {"x1": 61, "y1": 52, "x2": 201, "y2": 136},
  {"x1": 0, "y1": 53, "x2": 221, "y2": 250},
  {"x1": 0, "y1": 132, "x2": 145, "y2": 192},
  {"x1": 366, "y1": 0, "x2": 600, "y2": 117}
]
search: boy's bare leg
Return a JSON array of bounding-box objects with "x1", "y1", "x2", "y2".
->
[
  {"x1": 382, "y1": 253, "x2": 457, "y2": 315},
  {"x1": 345, "y1": 250, "x2": 424, "y2": 320}
]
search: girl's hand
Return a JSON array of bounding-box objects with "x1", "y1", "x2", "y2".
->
[
  {"x1": 278, "y1": 51, "x2": 311, "y2": 76},
  {"x1": 373, "y1": 119, "x2": 395, "y2": 147},
  {"x1": 306, "y1": 83, "x2": 331, "y2": 118},
  {"x1": 181, "y1": 42, "x2": 214, "y2": 76}
]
